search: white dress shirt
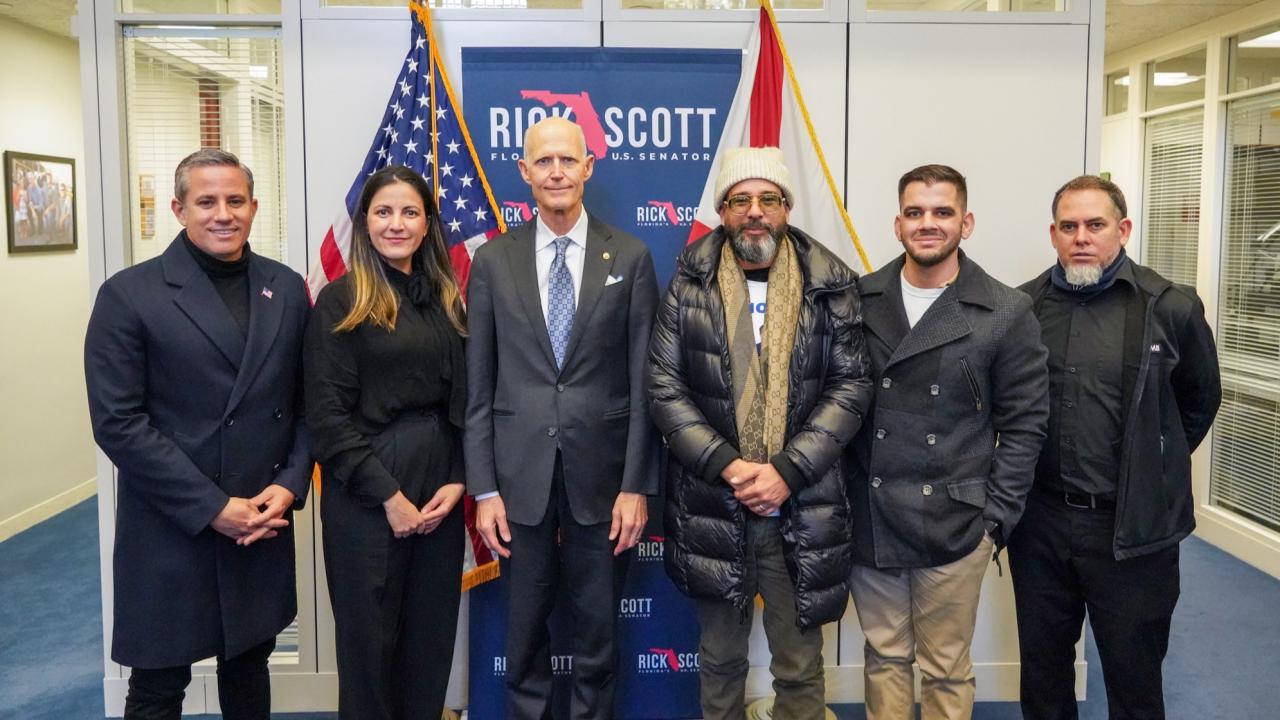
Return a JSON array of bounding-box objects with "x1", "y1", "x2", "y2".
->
[{"x1": 534, "y1": 209, "x2": 588, "y2": 321}]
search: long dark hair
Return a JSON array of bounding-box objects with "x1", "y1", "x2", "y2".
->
[{"x1": 334, "y1": 165, "x2": 466, "y2": 335}]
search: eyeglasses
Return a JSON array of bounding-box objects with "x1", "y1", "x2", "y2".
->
[{"x1": 722, "y1": 192, "x2": 786, "y2": 215}]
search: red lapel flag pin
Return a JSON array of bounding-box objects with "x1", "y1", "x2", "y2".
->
[{"x1": 261, "y1": 287, "x2": 273, "y2": 300}]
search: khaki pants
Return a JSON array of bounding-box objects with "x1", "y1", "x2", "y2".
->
[{"x1": 847, "y1": 535, "x2": 993, "y2": 720}]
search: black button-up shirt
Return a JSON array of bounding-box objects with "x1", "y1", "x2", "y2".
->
[{"x1": 1037, "y1": 262, "x2": 1137, "y2": 497}]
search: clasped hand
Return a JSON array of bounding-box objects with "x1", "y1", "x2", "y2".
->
[
  {"x1": 722, "y1": 458, "x2": 791, "y2": 516},
  {"x1": 384, "y1": 484, "x2": 465, "y2": 538},
  {"x1": 211, "y1": 483, "x2": 295, "y2": 546}
]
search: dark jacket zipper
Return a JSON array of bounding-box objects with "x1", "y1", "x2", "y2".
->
[{"x1": 960, "y1": 357, "x2": 983, "y2": 412}]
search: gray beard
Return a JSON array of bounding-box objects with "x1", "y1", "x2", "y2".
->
[
  {"x1": 731, "y1": 229, "x2": 780, "y2": 265},
  {"x1": 1064, "y1": 263, "x2": 1102, "y2": 287}
]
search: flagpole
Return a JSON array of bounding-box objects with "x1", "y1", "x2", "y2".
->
[
  {"x1": 415, "y1": 1, "x2": 442, "y2": 202},
  {"x1": 425, "y1": 19, "x2": 508, "y2": 235},
  {"x1": 759, "y1": 0, "x2": 873, "y2": 273}
]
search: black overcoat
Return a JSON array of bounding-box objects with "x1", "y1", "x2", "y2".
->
[
  {"x1": 85, "y1": 233, "x2": 311, "y2": 668},
  {"x1": 849, "y1": 251, "x2": 1049, "y2": 569}
]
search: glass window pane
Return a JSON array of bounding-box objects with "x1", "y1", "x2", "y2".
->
[
  {"x1": 122, "y1": 26, "x2": 287, "y2": 266},
  {"x1": 1107, "y1": 69, "x2": 1130, "y2": 115},
  {"x1": 1142, "y1": 108, "x2": 1203, "y2": 288},
  {"x1": 865, "y1": 0, "x2": 1066, "y2": 12},
  {"x1": 121, "y1": 0, "x2": 282, "y2": 12},
  {"x1": 1145, "y1": 46, "x2": 1206, "y2": 110},
  {"x1": 325, "y1": 0, "x2": 584, "y2": 7},
  {"x1": 1228, "y1": 21, "x2": 1280, "y2": 94},
  {"x1": 617, "y1": 0, "x2": 821, "y2": 6},
  {"x1": 1212, "y1": 90, "x2": 1280, "y2": 532}
]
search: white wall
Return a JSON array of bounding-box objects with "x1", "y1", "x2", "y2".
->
[{"x1": 0, "y1": 17, "x2": 97, "y2": 541}]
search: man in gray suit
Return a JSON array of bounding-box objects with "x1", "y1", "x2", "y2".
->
[
  {"x1": 465, "y1": 116, "x2": 659, "y2": 719},
  {"x1": 846, "y1": 164, "x2": 1049, "y2": 720}
]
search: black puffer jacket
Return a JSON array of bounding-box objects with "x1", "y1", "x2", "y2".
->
[{"x1": 647, "y1": 226, "x2": 873, "y2": 628}]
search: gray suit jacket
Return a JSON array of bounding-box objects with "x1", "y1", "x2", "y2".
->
[{"x1": 464, "y1": 214, "x2": 659, "y2": 525}]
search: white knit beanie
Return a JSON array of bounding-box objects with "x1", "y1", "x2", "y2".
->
[{"x1": 713, "y1": 146, "x2": 795, "y2": 208}]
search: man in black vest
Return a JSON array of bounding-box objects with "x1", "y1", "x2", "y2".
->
[
  {"x1": 1012, "y1": 175, "x2": 1221, "y2": 719},
  {"x1": 85, "y1": 149, "x2": 311, "y2": 719}
]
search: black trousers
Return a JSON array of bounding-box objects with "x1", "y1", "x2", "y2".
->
[
  {"x1": 1008, "y1": 490, "x2": 1180, "y2": 720},
  {"x1": 501, "y1": 454, "x2": 630, "y2": 720},
  {"x1": 322, "y1": 413, "x2": 465, "y2": 720},
  {"x1": 123, "y1": 637, "x2": 275, "y2": 720}
]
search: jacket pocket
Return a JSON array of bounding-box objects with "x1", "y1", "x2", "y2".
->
[
  {"x1": 946, "y1": 477, "x2": 987, "y2": 509},
  {"x1": 603, "y1": 405, "x2": 631, "y2": 420},
  {"x1": 959, "y1": 357, "x2": 983, "y2": 412}
]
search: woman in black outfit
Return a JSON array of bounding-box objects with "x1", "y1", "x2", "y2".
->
[{"x1": 305, "y1": 165, "x2": 467, "y2": 719}]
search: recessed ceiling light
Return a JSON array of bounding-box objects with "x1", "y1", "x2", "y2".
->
[
  {"x1": 1239, "y1": 31, "x2": 1280, "y2": 49},
  {"x1": 1112, "y1": 73, "x2": 1202, "y2": 87}
]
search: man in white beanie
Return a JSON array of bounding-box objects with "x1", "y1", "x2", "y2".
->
[{"x1": 647, "y1": 146, "x2": 873, "y2": 718}]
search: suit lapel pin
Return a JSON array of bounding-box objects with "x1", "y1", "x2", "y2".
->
[
  {"x1": 602, "y1": 251, "x2": 611, "y2": 260},
  {"x1": 261, "y1": 287, "x2": 273, "y2": 300}
]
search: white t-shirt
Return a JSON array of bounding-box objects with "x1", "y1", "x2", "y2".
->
[
  {"x1": 747, "y1": 278, "x2": 768, "y2": 351},
  {"x1": 744, "y1": 275, "x2": 779, "y2": 517},
  {"x1": 901, "y1": 272, "x2": 947, "y2": 328}
]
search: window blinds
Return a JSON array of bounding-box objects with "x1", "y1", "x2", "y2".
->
[
  {"x1": 121, "y1": 26, "x2": 286, "y2": 265},
  {"x1": 1210, "y1": 91, "x2": 1280, "y2": 532},
  {"x1": 1142, "y1": 109, "x2": 1204, "y2": 288}
]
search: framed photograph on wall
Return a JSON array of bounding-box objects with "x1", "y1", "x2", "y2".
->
[{"x1": 5, "y1": 151, "x2": 77, "y2": 253}]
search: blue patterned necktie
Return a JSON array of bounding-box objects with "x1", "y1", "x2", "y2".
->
[{"x1": 547, "y1": 236, "x2": 576, "y2": 370}]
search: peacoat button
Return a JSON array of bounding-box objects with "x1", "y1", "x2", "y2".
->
[
  {"x1": 930, "y1": 384, "x2": 940, "y2": 396},
  {"x1": 882, "y1": 377, "x2": 892, "y2": 389},
  {"x1": 871, "y1": 477, "x2": 882, "y2": 488},
  {"x1": 922, "y1": 484, "x2": 934, "y2": 496},
  {"x1": 225, "y1": 417, "x2": 234, "y2": 427},
  {"x1": 547, "y1": 426, "x2": 558, "y2": 437},
  {"x1": 875, "y1": 428, "x2": 886, "y2": 440},
  {"x1": 273, "y1": 408, "x2": 283, "y2": 419},
  {"x1": 926, "y1": 434, "x2": 937, "y2": 445}
]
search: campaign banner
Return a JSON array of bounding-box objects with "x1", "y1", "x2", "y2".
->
[{"x1": 462, "y1": 47, "x2": 740, "y2": 719}]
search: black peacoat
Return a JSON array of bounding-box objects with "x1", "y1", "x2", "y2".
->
[
  {"x1": 849, "y1": 251, "x2": 1049, "y2": 569},
  {"x1": 85, "y1": 233, "x2": 311, "y2": 668}
]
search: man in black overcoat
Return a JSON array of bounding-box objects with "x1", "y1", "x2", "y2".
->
[{"x1": 85, "y1": 149, "x2": 311, "y2": 719}]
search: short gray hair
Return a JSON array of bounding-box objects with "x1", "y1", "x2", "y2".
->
[{"x1": 174, "y1": 148, "x2": 254, "y2": 202}]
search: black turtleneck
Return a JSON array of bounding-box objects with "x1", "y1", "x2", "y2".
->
[
  {"x1": 183, "y1": 231, "x2": 251, "y2": 337},
  {"x1": 303, "y1": 263, "x2": 467, "y2": 503}
]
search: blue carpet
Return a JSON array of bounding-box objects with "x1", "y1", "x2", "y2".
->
[{"x1": 1, "y1": 497, "x2": 1277, "y2": 718}]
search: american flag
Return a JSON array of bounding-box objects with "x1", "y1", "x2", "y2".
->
[
  {"x1": 306, "y1": 0, "x2": 505, "y2": 301},
  {"x1": 305, "y1": 0, "x2": 504, "y2": 590}
]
